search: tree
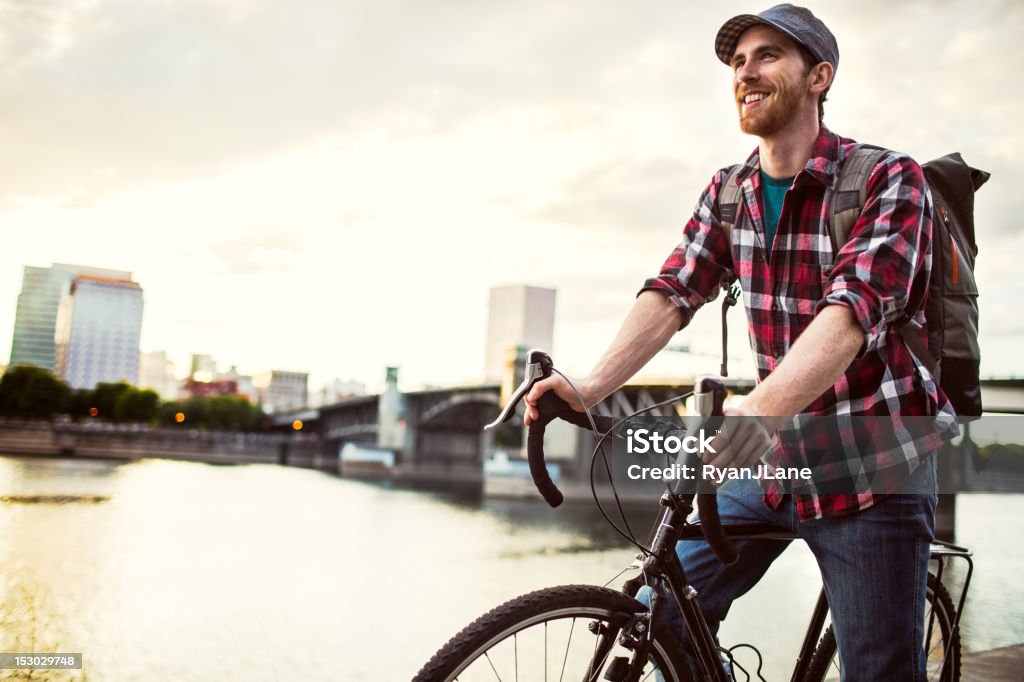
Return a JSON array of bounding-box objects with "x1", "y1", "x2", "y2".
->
[
  {"x1": 158, "y1": 400, "x2": 186, "y2": 427},
  {"x1": 0, "y1": 366, "x2": 71, "y2": 419},
  {"x1": 66, "y1": 388, "x2": 94, "y2": 420},
  {"x1": 156, "y1": 394, "x2": 265, "y2": 431},
  {"x1": 114, "y1": 388, "x2": 160, "y2": 423},
  {"x1": 205, "y1": 394, "x2": 265, "y2": 431},
  {"x1": 89, "y1": 382, "x2": 133, "y2": 420}
]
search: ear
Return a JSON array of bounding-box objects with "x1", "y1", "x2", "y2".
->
[{"x1": 809, "y1": 62, "x2": 833, "y2": 94}]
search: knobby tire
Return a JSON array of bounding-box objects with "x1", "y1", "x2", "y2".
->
[
  {"x1": 802, "y1": 574, "x2": 961, "y2": 682},
  {"x1": 412, "y1": 584, "x2": 692, "y2": 682}
]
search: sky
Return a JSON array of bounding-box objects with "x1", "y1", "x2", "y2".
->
[{"x1": 1, "y1": 0, "x2": 1022, "y2": 393}]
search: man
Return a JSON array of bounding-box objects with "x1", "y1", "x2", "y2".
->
[{"x1": 525, "y1": 5, "x2": 950, "y2": 680}]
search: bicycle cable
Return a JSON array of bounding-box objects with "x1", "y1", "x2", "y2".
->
[
  {"x1": 547, "y1": 368, "x2": 695, "y2": 554},
  {"x1": 587, "y1": 391, "x2": 697, "y2": 553},
  {"x1": 725, "y1": 643, "x2": 767, "y2": 682},
  {"x1": 548, "y1": 367, "x2": 657, "y2": 552}
]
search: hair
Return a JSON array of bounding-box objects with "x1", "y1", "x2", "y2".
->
[{"x1": 796, "y1": 44, "x2": 829, "y2": 122}]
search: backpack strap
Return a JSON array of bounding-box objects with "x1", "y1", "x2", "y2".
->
[
  {"x1": 716, "y1": 165, "x2": 744, "y2": 377},
  {"x1": 717, "y1": 164, "x2": 745, "y2": 244},
  {"x1": 830, "y1": 145, "x2": 888, "y2": 253},
  {"x1": 896, "y1": 323, "x2": 937, "y2": 374},
  {"x1": 830, "y1": 145, "x2": 940, "y2": 374}
]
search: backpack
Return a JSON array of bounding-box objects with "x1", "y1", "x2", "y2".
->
[{"x1": 716, "y1": 146, "x2": 989, "y2": 416}]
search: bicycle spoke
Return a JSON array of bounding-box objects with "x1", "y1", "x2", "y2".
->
[
  {"x1": 484, "y1": 651, "x2": 503, "y2": 682},
  {"x1": 544, "y1": 621, "x2": 548, "y2": 682},
  {"x1": 585, "y1": 624, "x2": 617, "y2": 682},
  {"x1": 924, "y1": 597, "x2": 937, "y2": 662},
  {"x1": 558, "y1": 617, "x2": 577, "y2": 682},
  {"x1": 587, "y1": 623, "x2": 602, "y2": 681},
  {"x1": 640, "y1": 668, "x2": 657, "y2": 682},
  {"x1": 514, "y1": 632, "x2": 518, "y2": 682}
]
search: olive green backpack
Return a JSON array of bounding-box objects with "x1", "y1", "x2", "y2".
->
[{"x1": 716, "y1": 146, "x2": 989, "y2": 416}]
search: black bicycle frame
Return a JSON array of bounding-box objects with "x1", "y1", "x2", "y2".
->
[
  {"x1": 631, "y1": 492, "x2": 973, "y2": 682},
  {"x1": 630, "y1": 489, "x2": 732, "y2": 682}
]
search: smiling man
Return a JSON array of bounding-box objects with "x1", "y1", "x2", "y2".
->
[{"x1": 525, "y1": 4, "x2": 947, "y2": 680}]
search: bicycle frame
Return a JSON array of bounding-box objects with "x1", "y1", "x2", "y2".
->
[
  {"x1": 621, "y1": 488, "x2": 734, "y2": 682},
  {"x1": 621, "y1": 488, "x2": 974, "y2": 682}
]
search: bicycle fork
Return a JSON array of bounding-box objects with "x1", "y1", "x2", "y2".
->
[{"x1": 619, "y1": 496, "x2": 733, "y2": 682}]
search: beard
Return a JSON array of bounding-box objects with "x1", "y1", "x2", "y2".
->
[{"x1": 737, "y1": 75, "x2": 806, "y2": 137}]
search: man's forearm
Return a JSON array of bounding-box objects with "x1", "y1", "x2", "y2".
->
[
  {"x1": 580, "y1": 291, "x2": 683, "y2": 405},
  {"x1": 742, "y1": 304, "x2": 864, "y2": 428}
]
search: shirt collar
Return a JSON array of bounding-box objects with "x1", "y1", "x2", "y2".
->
[{"x1": 731, "y1": 126, "x2": 843, "y2": 189}]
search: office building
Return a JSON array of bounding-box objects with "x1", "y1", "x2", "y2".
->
[
  {"x1": 218, "y1": 365, "x2": 255, "y2": 402},
  {"x1": 310, "y1": 378, "x2": 367, "y2": 407},
  {"x1": 54, "y1": 274, "x2": 144, "y2": 389},
  {"x1": 9, "y1": 263, "x2": 132, "y2": 372},
  {"x1": 253, "y1": 370, "x2": 309, "y2": 413},
  {"x1": 189, "y1": 353, "x2": 217, "y2": 382},
  {"x1": 138, "y1": 350, "x2": 180, "y2": 401},
  {"x1": 484, "y1": 285, "x2": 556, "y2": 383}
]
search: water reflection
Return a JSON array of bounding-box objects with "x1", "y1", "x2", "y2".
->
[{"x1": 0, "y1": 455, "x2": 1020, "y2": 681}]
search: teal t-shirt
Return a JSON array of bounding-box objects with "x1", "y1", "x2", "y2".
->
[{"x1": 759, "y1": 169, "x2": 794, "y2": 252}]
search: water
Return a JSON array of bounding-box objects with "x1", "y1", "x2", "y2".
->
[{"x1": 0, "y1": 455, "x2": 1021, "y2": 681}]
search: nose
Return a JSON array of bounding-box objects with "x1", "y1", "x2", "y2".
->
[{"x1": 735, "y1": 58, "x2": 759, "y2": 86}]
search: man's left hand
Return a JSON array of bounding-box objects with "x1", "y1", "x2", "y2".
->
[{"x1": 700, "y1": 406, "x2": 775, "y2": 477}]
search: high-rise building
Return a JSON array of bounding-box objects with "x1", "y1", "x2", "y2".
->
[
  {"x1": 218, "y1": 365, "x2": 255, "y2": 402},
  {"x1": 189, "y1": 353, "x2": 217, "y2": 382},
  {"x1": 253, "y1": 370, "x2": 309, "y2": 413},
  {"x1": 138, "y1": 350, "x2": 180, "y2": 401},
  {"x1": 54, "y1": 274, "x2": 144, "y2": 390},
  {"x1": 309, "y1": 378, "x2": 367, "y2": 407},
  {"x1": 9, "y1": 263, "x2": 132, "y2": 372},
  {"x1": 484, "y1": 285, "x2": 556, "y2": 383}
]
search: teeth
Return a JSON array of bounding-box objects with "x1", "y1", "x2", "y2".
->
[{"x1": 744, "y1": 93, "x2": 767, "y2": 104}]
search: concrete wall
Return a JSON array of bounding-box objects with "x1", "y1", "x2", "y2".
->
[{"x1": 0, "y1": 421, "x2": 322, "y2": 467}]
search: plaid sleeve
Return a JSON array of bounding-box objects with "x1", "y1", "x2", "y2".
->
[
  {"x1": 639, "y1": 168, "x2": 736, "y2": 329},
  {"x1": 816, "y1": 153, "x2": 931, "y2": 354}
]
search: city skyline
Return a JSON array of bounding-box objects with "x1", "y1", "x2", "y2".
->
[{"x1": 1, "y1": 0, "x2": 1021, "y2": 393}]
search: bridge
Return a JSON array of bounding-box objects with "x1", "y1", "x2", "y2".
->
[
  {"x1": 273, "y1": 374, "x2": 757, "y2": 487},
  {"x1": 273, "y1": 376, "x2": 1023, "y2": 498}
]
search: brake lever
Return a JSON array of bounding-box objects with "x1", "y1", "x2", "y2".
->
[{"x1": 483, "y1": 349, "x2": 553, "y2": 430}]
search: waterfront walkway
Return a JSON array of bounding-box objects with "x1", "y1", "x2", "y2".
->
[{"x1": 963, "y1": 643, "x2": 1024, "y2": 681}]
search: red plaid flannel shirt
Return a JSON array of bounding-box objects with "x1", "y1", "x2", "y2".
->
[{"x1": 641, "y1": 127, "x2": 955, "y2": 520}]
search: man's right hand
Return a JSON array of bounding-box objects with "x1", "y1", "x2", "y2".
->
[{"x1": 524, "y1": 374, "x2": 590, "y2": 425}]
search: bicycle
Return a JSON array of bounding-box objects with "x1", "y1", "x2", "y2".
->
[{"x1": 413, "y1": 350, "x2": 973, "y2": 682}]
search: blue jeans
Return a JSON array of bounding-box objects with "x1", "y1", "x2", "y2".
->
[{"x1": 637, "y1": 457, "x2": 937, "y2": 682}]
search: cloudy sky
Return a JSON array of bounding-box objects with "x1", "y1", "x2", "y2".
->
[{"x1": 1, "y1": 0, "x2": 1021, "y2": 392}]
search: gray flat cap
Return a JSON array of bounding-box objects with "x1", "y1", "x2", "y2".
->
[{"x1": 715, "y1": 4, "x2": 838, "y2": 71}]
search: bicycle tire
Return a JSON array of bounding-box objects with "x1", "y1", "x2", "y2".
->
[
  {"x1": 412, "y1": 584, "x2": 692, "y2": 682},
  {"x1": 802, "y1": 573, "x2": 961, "y2": 681}
]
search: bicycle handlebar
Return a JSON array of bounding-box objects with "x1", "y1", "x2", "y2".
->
[{"x1": 485, "y1": 350, "x2": 737, "y2": 564}]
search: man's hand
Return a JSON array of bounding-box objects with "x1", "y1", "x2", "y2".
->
[
  {"x1": 701, "y1": 405, "x2": 775, "y2": 476},
  {"x1": 522, "y1": 292, "x2": 681, "y2": 426},
  {"x1": 524, "y1": 374, "x2": 589, "y2": 425}
]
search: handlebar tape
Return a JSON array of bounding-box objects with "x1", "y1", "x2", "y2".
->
[
  {"x1": 526, "y1": 392, "x2": 613, "y2": 507},
  {"x1": 697, "y1": 493, "x2": 739, "y2": 565}
]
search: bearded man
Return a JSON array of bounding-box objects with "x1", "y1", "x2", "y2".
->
[{"x1": 526, "y1": 5, "x2": 947, "y2": 680}]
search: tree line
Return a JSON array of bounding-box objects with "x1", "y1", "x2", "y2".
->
[{"x1": 0, "y1": 365, "x2": 267, "y2": 431}]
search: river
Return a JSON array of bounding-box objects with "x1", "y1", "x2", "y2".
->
[{"x1": 0, "y1": 455, "x2": 1021, "y2": 680}]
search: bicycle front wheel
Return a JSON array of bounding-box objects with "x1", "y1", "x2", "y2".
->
[
  {"x1": 803, "y1": 573, "x2": 961, "y2": 681},
  {"x1": 413, "y1": 584, "x2": 691, "y2": 682}
]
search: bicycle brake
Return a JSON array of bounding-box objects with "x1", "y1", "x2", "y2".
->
[{"x1": 483, "y1": 349, "x2": 552, "y2": 429}]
